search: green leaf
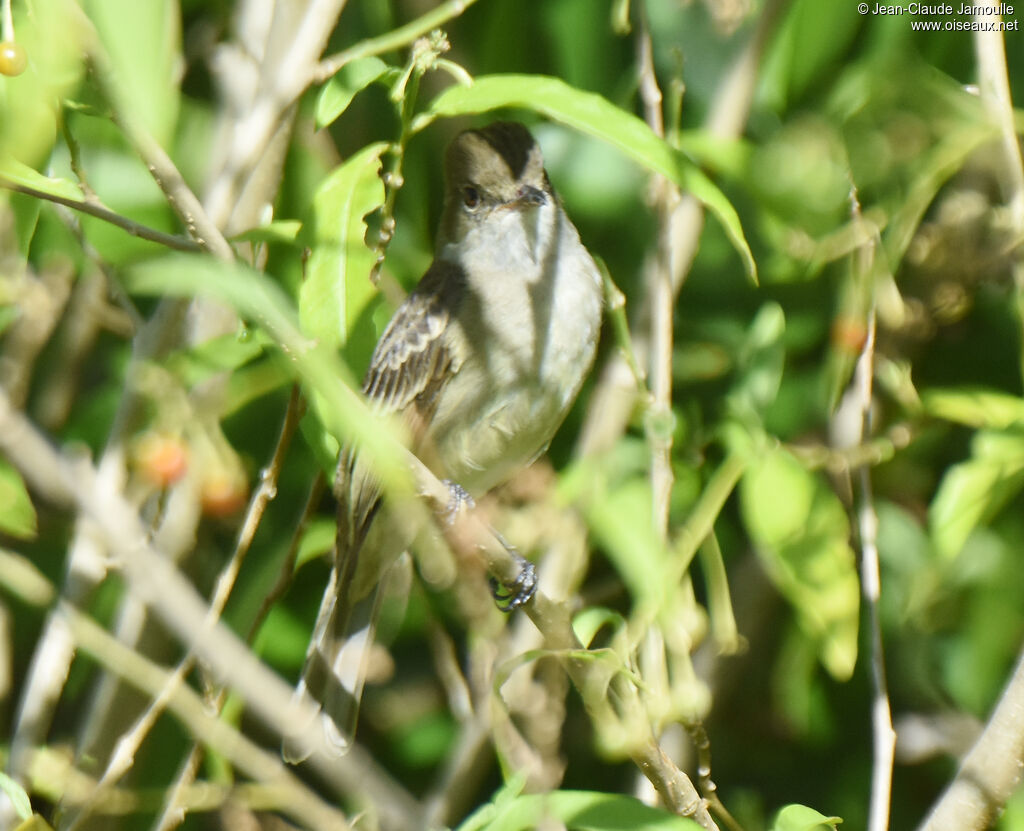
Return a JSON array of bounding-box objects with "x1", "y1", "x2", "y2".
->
[
  {"x1": 299, "y1": 142, "x2": 388, "y2": 359},
  {"x1": 0, "y1": 772, "x2": 32, "y2": 821},
  {"x1": 421, "y1": 74, "x2": 756, "y2": 283},
  {"x1": 771, "y1": 804, "x2": 842, "y2": 831},
  {"x1": 295, "y1": 517, "x2": 337, "y2": 569},
  {"x1": 0, "y1": 0, "x2": 86, "y2": 166},
  {"x1": 759, "y1": 0, "x2": 862, "y2": 112},
  {"x1": 0, "y1": 157, "x2": 85, "y2": 202},
  {"x1": 231, "y1": 220, "x2": 303, "y2": 245},
  {"x1": 0, "y1": 457, "x2": 37, "y2": 540},
  {"x1": 315, "y1": 57, "x2": 391, "y2": 129},
  {"x1": 251, "y1": 606, "x2": 312, "y2": 670},
  {"x1": 7, "y1": 191, "x2": 42, "y2": 265},
  {"x1": 922, "y1": 387, "x2": 1024, "y2": 430},
  {"x1": 582, "y1": 476, "x2": 670, "y2": 608},
  {"x1": 456, "y1": 790, "x2": 702, "y2": 831},
  {"x1": 13, "y1": 817, "x2": 55, "y2": 831},
  {"x1": 729, "y1": 302, "x2": 786, "y2": 421},
  {"x1": 572, "y1": 607, "x2": 627, "y2": 648},
  {"x1": 740, "y1": 446, "x2": 859, "y2": 679},
  {"x1": 83, "y1": 0, "x2": 181, "y2": 144},
  {"x1": 929, "y1": 430, "x2": 1024, "y2": 561}
]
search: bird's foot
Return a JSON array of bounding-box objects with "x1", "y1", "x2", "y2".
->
[
  {"x1": 489, "y1": 540, "x2": 537, "y2": 612},
  {"x1": 441, "y1": 480, "x2": 475, "y2": 526}
]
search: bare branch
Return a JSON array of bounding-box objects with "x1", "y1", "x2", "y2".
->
[{"x1": 0, "y1": 179, "x2": 203, "y2": 253}]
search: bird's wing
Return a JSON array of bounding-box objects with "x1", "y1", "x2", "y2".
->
[
  {"x1": 285, "y1": 261, "x2": 465, "y2": 761},
  {"x1": 342, "y1": 259, "x2": 465, "y2": 534},
  {"x1": 361, "y1": 259, "x2": 465, "y2": 420}
]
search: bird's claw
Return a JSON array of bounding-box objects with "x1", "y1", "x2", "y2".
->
[
  {"x1": 441, "y1": 480, "x2": 475, "y2": 526},
  {"x1": 489, "y1": 550, "x2": 537, "y2": 612}
]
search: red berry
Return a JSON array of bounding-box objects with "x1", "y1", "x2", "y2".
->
[{"x1": 0, "y1": 42, "x2": 27, "y2": 77}]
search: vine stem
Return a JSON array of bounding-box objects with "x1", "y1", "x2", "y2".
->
[{"x1": 1, "y1": 0, "x2": 13, "y2": 42}]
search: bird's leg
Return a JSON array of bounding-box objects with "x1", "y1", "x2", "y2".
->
[
  {"x1": 439, "y1": 481, "x2": 536, "y2": 611},
  {"x1": 487, "y1": 529, "x2": 537, "y2": 612}
]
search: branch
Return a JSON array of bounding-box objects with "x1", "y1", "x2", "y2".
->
[
  {"x1": 0, "y1": 388, "x2": 424, "y2": 829},
  {"x1": 918, "y1": 643, "x2": 1024, "y2": 830},
  {"x1": 0, "y1": 179, "x2": 202, "y2": 253},
  {"x1": 0, "y1": 549, "x2": 348, "y2": 831},
  {"x1": 0, "y1": 360, "x2": 715, "y2": 827}
]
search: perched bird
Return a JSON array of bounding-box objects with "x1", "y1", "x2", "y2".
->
[{"x1": 285, "y1": 121, "x2": 603, "y2": 760}]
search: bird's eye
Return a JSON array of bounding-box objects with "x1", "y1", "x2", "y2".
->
[{"x1": 462, "y1": 185, "x2": 481, "y2": 209}]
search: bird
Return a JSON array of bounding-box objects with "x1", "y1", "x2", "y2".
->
[{"x1": 285, "y1": 121, "x2": 603, "y2": 761}]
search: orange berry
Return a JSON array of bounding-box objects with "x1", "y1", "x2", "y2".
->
[
  {"x1": 200, "y1": 469, "x2": 248, "y2": 517},
  {"x1": 135, "y1": 433, "x2": 189, "y2": 487},
  {"x1": 0, "y1": 42, "x2": 27, "y2": 77}
]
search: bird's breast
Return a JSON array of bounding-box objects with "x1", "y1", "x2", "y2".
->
[{"x1": 427, "y1": 217, "x2": 602, "y2": 494}]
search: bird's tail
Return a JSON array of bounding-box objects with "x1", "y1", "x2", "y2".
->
[{"x1": 282, "y1": 553, "x2": 410, "y2": 763}]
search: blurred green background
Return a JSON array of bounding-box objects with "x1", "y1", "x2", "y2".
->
[{"x1": 2, "y1": 0, "x2": 1024, "y2": 829}]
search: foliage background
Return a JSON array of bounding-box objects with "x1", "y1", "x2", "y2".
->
[{"x1": 1, "y1": 0, "x2": 1023, "y2": 830}]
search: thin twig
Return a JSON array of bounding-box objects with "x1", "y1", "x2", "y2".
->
[
  {"x1": 636, "y1": 2, "x2": 674, "y2": 538},
  {"x1": 0, "y1": 387, "x2": 426, "y2": 827},
  {"x1": 150, "y1": 387, "x2": 304, "y2": 830},
  {"x1": 62, "y1": 387, "x2": 304, "y2": 831},
  {"x1": 633, "y1": 11, "x2": 720, "y2": 828},
  {"x1": 0, "y1": 179, "x2": 203, "y2": 253},
  {"x1": 845, "y1": 185, "x2": 894, "y2": 831},
  {"x1": 313, "y1": 0, "x2": 480, "y2": 83},
  {"x1": 0, "y1": 549, "x2": 348, "y2": 830},
  {"x1": 1, "y1": 0, "x2": 13, "y2": 42},
  {"x1": 63, "y1": 603, "x2": 352, "y2": 831}
]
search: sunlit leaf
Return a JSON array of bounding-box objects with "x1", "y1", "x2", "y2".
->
[
  {"x1": 299, "y1": 142, "x2": 388, "y2": 359},
  {"x1": 922, "y1": 387, "x2": 1024, "y2": 430},
  {"x1": 572, "y1": 607, "x2": 627, "y2": 648},
  {"x1": 13, "y1": 817, "x2": 54, "y2": 831},
  {"x1": 456, "y1": 790, "x2": 702, "y2": 831},
  {"x1": 295, "y1": 517, "x2": 336, "y2": 569},
  {"x1": 0, "y1": 157, "x2": 85, "y2": 202},
  {"x1": 231, "y1": 220, "x2": 303, "y2": 245},
  {"x1": 0, "y1": 0, "x2": 85, "y2": 166},
  {"x1": 83, "y1": 0, "x2": 181, "y2": 144},
  {"x1": 929, "y1": 430, "x2": 1024, "y2": 561},
  {"x1": 316, "y1": 57, "x2": 391, "y2": 128},
  {"x1": 771, "y1": 803, "x2": 842, "y2": 831},
  {"x1": 0, "y1": 772, "x2": 31, "y2": 821}
]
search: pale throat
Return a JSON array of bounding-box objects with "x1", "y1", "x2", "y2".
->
[{"x1": 440, "y1": 199, "x2": 556, "y2": 279}]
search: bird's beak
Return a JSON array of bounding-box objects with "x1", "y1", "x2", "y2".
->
[{"x1": 513, "y1": 185, "x2": 547, "y2": 208}]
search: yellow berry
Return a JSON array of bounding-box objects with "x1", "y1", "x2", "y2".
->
[{"x1": 0, "y1": 42, "x2": 27, "y2": 77}]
